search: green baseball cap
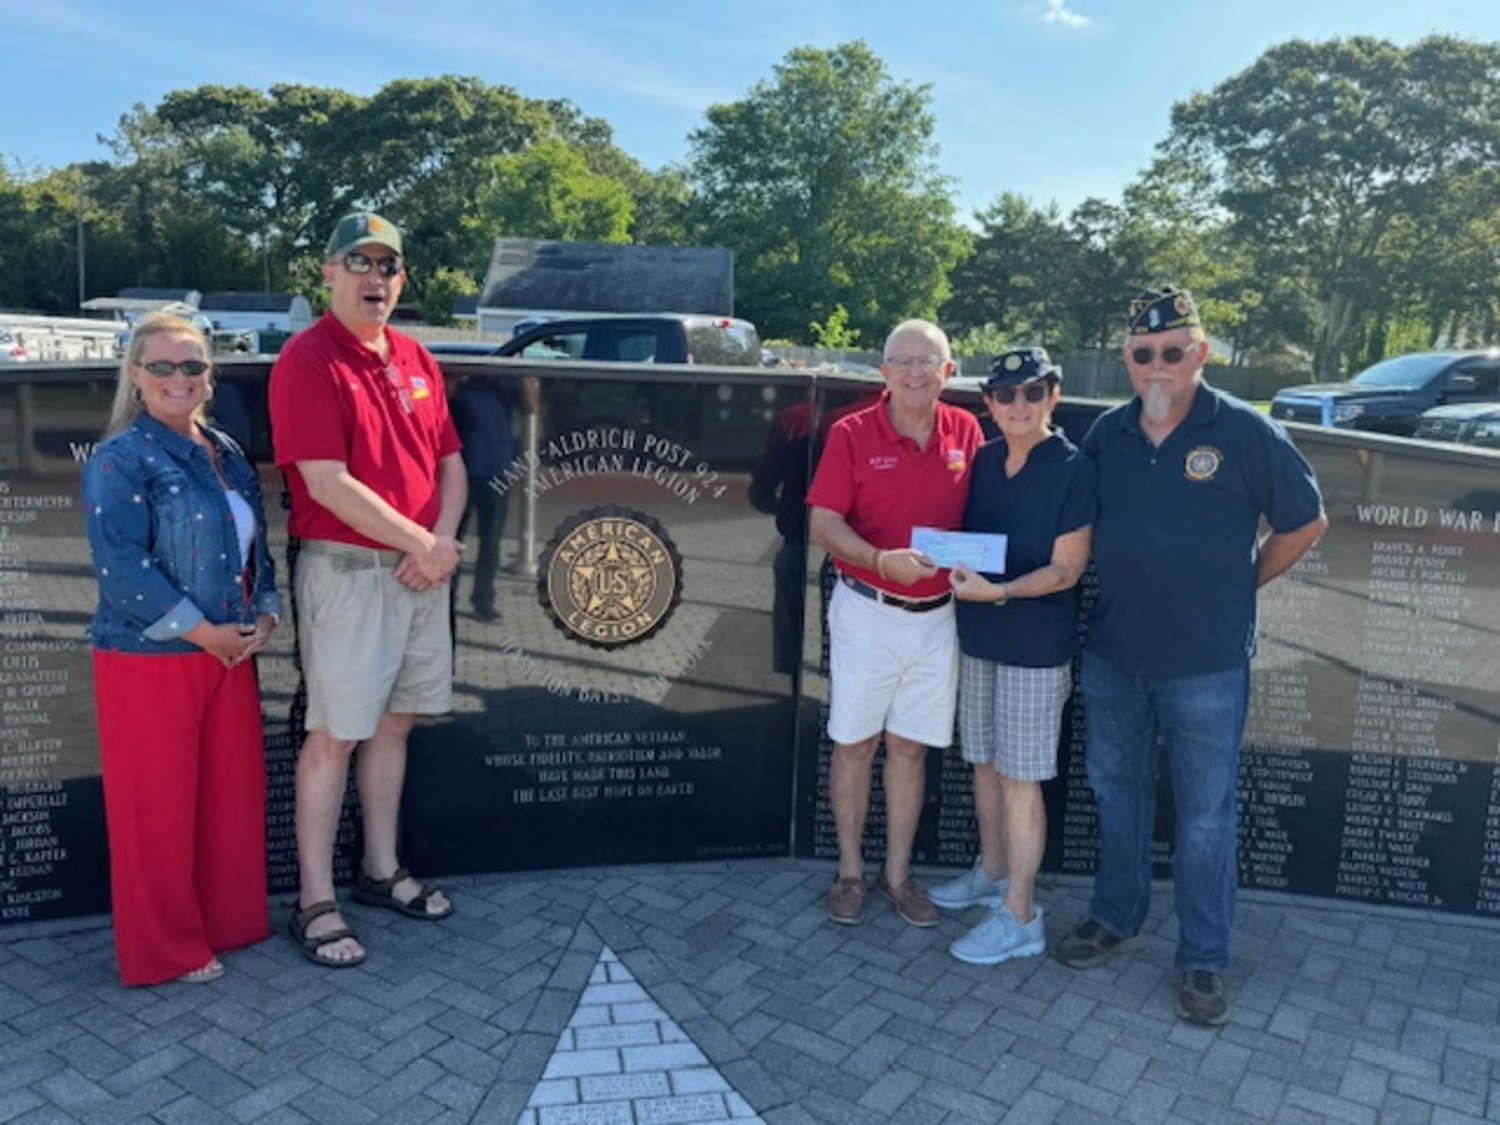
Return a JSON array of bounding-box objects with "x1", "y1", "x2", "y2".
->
[{"x1": 325, "y1": 211, "x2": 404, "y2": 259}]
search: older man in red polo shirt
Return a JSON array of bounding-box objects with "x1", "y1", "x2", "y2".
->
[{"x1": 807, "y1": 318, "x2": 981, "y2": 926}]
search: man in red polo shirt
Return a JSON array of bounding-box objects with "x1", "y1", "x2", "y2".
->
[
  {"x1": 807, "y1": 319, "x2": 981, "y2": 926},
  {"x1": 269, "y1": 212, "x2": 467, "y2": 968}
]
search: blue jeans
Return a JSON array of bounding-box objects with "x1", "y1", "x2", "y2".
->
[{"x1": 1081, "y1": 651, "x2": 1249, "y2": 971}]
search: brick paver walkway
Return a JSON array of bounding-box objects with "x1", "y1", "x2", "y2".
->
[{"x1": 2, "y1": 861, "x2": 1497, "y2": 1123}]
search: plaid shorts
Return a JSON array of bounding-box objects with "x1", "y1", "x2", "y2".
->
[{"x1": 957, "y1": 654, "x2": 1070, "y2": 781}]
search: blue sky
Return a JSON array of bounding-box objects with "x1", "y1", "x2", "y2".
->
[{"x1": 6, "y1": 0, "x2": 1500, "y2": 222}]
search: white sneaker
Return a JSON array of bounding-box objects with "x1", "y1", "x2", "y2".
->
[
  {"x1": 928, "y1": 860, "x2": 1007, "y2": 910},
  {"x1": 949, "y1": 904, "x2": 1046, "y2": 966}
]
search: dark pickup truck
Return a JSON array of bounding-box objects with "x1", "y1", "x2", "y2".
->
[
  {"x1": 1269, "y1": 350, "x2": 1500, "y2": 436},
  {"x1": 432, "y1": 313, "x2": 761, "y2": 367},
  {"x1": 428, "y1": 313, "x2": 783, "y2": 470}
]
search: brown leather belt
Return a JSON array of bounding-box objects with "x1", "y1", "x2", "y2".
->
[{"x1": 840, "y1": 572, "x2": 952, "y2": 613}]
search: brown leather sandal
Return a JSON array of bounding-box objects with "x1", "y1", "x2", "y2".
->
[
  {"x1": 352, "y1": 865, "x2": 453, "y2": 921},
  {"x1": 288, "y1": 900, "x2": 366, "y2": 968}
]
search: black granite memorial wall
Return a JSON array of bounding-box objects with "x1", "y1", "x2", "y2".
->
[{"x1": 2, "y1": 361, "x2": 1498, "y2": 928}]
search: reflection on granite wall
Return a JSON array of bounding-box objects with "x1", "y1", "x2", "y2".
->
[{"x1": 2, "y1": 364, "x2": 1499, "y2": 925}]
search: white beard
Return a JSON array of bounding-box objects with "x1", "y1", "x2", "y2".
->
[{"x1": 1141, "y1": 385, "x2": 1174, "y2": 424}]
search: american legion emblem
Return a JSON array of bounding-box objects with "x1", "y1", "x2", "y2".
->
[
  {"x1": 1184, "y1": 445, "x2": 1223, "y2": 482},
  {"x1": 538, "y1": 506, "x2": 683, "y2": 649}
]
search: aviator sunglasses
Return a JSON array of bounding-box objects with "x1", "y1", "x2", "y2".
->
[
  {"x1": 989, "y1": 382, "x2": 1052, "y2": 404},
  {"x1": 138, "y1": 359, "x2": 210, "y2": 377},
  {"x1": 340, "y1": 251, "x2": 404, "y2": 278},
  {"x1": 1130, "y1": 342, "x2": 1198, "y2": 366}
]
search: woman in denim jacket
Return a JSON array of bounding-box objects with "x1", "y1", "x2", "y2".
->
[{"x1": 82, "y1": 313, "x2": 283, "y2": 986}]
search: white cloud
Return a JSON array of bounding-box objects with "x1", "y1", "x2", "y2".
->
[{"x1": 1044, "y1": 0, "x2": 1090, "y2": 29}]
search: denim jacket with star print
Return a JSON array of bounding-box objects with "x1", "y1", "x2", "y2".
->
[{"x1": 83, "y1": 412, "x2": 283, "y2": 654}]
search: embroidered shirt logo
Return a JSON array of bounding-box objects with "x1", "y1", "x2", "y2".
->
[
  {"x1": 869, "y1": 455, "x2": 899, "y2": 471},
  {"x1": 1184, "y1": 446, "x2": 1223, "y2": 482}
]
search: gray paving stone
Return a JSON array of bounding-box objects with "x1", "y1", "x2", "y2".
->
[
  {"x1": 994, "y1": 1087, "x2": 1064, "y2": 1124},
  {"x1": 1282, "y1": 1082, "x2": 1380, "y2": 1123},
  {"x1": 1230, "y1": 1071, "x2": 1287, "y2": 1120},
  {"x1": 1114, "y1": 1078, "x2": 1182, "y2": 1124},
  {"x1": 163, "y1": 1056, "x2": 255, "y2": 1107},
  {"x1": 1034, "y1": 1069, "x2": 1125, "y2": 1117},
  {"x1": 78, "y1": 1075, "x2": 186, "y2": 1122},
  {"x1": 2, "y1": 865, "x2": 1498, "y2": 1123},
  {"x1": 152, "y1": 1093, "x2": 241, "y2": 1124}
]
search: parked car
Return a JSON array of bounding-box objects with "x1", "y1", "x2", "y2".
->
[
  {"x1": 428, "y1": 314, "x2": 780, "y2": 470},
  {"x1": 0, "y1": 329, "x2": 27, "y2": 363},
  {"x1": 508, "y1": 314, "x2": 555, "y2": 339},
  {"x1": 1269, "y1": 351, "x2": 1500, "y2": 436},
  {"x1": 1413, "y1": 402, "x2": 1500, "y2": 449},
  {"x1": 434, "y1": 313, "x2": 761, "y2": 367}
]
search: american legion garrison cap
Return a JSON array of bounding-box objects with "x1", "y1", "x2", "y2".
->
[{"x1": 1127, "y1": 284, "x2": 1201, "y2": 336}]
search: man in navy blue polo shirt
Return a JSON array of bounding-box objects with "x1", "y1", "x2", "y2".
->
[{"x1": 1054, "y1": 286, "x2": 1327, "y2": 1027}]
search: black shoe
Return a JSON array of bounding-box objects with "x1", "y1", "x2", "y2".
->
[
  {"x1": 1177, "y1": 970, "x2": 1229, "y2": 1026},
  {"x1": 472, "y1": 603, "x2": 501, "y2": 623},
  {"x1": 1053, "y1": 919, "x2": 1144, "y2": 969}
]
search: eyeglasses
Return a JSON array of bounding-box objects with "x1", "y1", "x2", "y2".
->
[
  {"x1": 340, "y1": 251, "x2": 404, "y2": 278},
  {"x1": 885, "y1": 354, "x2": 947, "y2": 373},
  {"x1": 1129, "y1": 342, "x2": 1198, "y2": 366},
  {"x1": 990, "y1": 382, "x2": 1051, "y2": 405},
  {"x1": 138, "y1": 359, "x2": 210, "y2": 377},
  {"x1": 383, "y1": 364, "x2": 414, "y2": 415}
]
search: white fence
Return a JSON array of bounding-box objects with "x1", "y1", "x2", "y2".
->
[{"x1": 0, "y1": 315, "x2": 121, "y2": 362}]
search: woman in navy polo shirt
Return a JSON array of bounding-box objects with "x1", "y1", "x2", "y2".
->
[{"x1": 929, "y1": 348, "x2": 1097, "y2": 965}]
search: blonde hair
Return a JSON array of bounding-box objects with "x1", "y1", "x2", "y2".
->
[{"x1": 105, "y1": 313, "x2": 214, "y2": 436}]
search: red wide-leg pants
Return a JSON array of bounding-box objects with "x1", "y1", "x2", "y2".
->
[{"x1": 92, "y1": 649, "x2": 271, "y2": 986}]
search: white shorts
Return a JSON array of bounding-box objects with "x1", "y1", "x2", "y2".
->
[
  {"x1": 295, "y1": 541, "x2": 453, "y2": 742},
  {"x1": 826, "y1": 580, "x2": 958, "y2": 748}
]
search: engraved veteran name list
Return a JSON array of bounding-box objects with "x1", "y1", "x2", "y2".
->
[
  {"x1": 1238, "y1": 496, "x2": 1500, "y2": 914},
  {"x1": 0, "y1": 477, "x2": 97, "y2": 922}
]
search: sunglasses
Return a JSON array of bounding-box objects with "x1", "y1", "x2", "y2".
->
[
  {"x1": 138, "y1": 359, "x2": 210, "y2": 377},
  {"x1": 1130, "y1": 342, "x2": 1197, "y2": 366},
  {"x1": 341, "y1": 251, "x2": 404, "y2": 278},
  {"x1": 990, "y1": 382, "x2": 1052, "y2": 405}
]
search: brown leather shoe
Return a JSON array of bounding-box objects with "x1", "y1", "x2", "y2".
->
[
  {"x1": 876, "y1": 873, "x2": 939, "y2": 927},
  {"x1": 826, "y1": 876, "x2": 866, "y2": 925}
]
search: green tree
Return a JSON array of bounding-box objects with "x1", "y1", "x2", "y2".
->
[
  {"x1": 810, "y1": 303, "x2": 860, "y2": 347},
  {"x1": 944, "y1": 194, "x2": 1075, "y2": 346},
  {"x1": 1161, "y1": 35, "x2": 1500, "y2": 376},
  {"x1": 686, "y1": 41, "x2": 966, "y2": 341},
  {"x1": 152, "y1": 84, "x2": 363, "y2": 289},
  {"x1": 472, "y1": 137, "x2": 635, "y2": 243},
  {"x1": 420, "y1": 266, "x2": 480, "y2": 327}
]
